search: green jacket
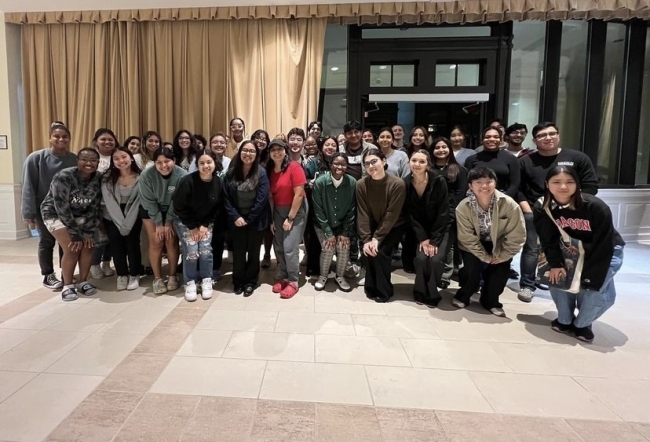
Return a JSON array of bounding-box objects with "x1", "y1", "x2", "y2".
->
[
  {"x1": 139, "y1": 165, "x2": 187, "y2": 226},
  {"x1": 312, "y1": 172, "x2": 357, "y2": 238}
]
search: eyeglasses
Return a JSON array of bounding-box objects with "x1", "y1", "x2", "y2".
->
[
  {"x1": 288, "y1": 138, "x2": 304, "y2": 143},
  {"x1": 363, "y1": 158, "x2": 380, "y2": 168},
  {"x1": 535, "y1": 132, "x2": 559, "y2": 140},
  {"x1": 178, "y1": 136, "x2": 191, "y2": 140},
  {"x1": 241, "y1": 149, "x2": 257, "y2": 155},
  {"x1": 78, "y1": 157, "x2": 99, "y2": 164},
  {"x1": 332, "y1": 163, "x2": 347, "y2": 169}
]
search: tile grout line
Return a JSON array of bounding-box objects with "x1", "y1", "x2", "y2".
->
[{"x1": 569, "y1": 375, "x2": 627, "y2": 422}]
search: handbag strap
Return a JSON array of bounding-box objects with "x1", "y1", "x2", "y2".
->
[{"x1": 544, "y1": 206, "x2": 572, "y2": 242}]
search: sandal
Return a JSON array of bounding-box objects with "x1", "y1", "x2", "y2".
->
[
  {"x1": 167, "y1": 275, "x2": 179, "y2": 291},
  {"x1": 61, "y1": 286, "x2": 78, "y2": 302},
  {"x1": 77, "y1": 282, "x2": 97, "y2": 296},
  {"x1": 153, "y1": 278, "x2": 168, "y2": 295}
]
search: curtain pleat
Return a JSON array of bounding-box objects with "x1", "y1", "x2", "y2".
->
[
  {"x1": 20, "y1": 18, "x2": 327, "y2": 153},
  {"x1": 6, "y1": 0, "x2": 650, "y2": 24}
]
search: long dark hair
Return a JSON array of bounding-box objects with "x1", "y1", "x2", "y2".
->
[
  {"x1": 106, "y1": 147, "x2": 142, "y2": 198},
  {"x1": 266, "y1": 141, "x2": 292, "y2": 175},
  {"x1": 405, "y1": 126, "x2": 429, "y2": 157},
  {"x1": 172, "y1": 129, "x2": 198, "y2": 165},
  {"x1": 142, "y1": 130, "x2": 162, "y2": 160},
  {"x1": 431, "y1": 137, "x2": 461, "y2": 183},
  {"x1": 227, "y1": 141, "x2": 260, "y2": 191},
  {"x1": 251, "y1": 129, "x2": 270, "y2": 165},
  {"x1": 543, "y1": 165, "x2": 583, "y2": 210}
]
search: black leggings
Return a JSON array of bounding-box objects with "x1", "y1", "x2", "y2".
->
[{"x1": 104, "y1": 218, "x2": 142, "y2": 276}]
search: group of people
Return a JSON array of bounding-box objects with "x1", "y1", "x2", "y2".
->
[{"x1": 21, "y1": 116, "x2": 624, "y2": 343}]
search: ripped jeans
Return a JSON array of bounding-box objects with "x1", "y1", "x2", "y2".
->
[{"x1": 173, "y1": 219, "x2": 214, "y2": 283}]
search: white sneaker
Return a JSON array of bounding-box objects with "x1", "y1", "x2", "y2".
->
[
  {"x1": 90, "y1": 265, "x2": 104, "y2": 279},
  {"x1": 357, "y1": 267, "x2": 366, "y2": 286},
  {"x1": 116, "y1": 276, "x2": 128, "y2": 291},
  {"x1": 184, "y1": 281, "x2": 197, "y2": 302},
  {"x1": 101, "y1": 261, "x2": 115, "y2": 277},
  {"x1": 225, "y1": 250, "x2": 233, "y2": 263},
  {"x1": 490, "y1": 307, "x2": 506, "y2": 317},
  {"x1": 127, "y1": 276, "x2": 139, "y2": 290},
  {"x1": 201, "y1": 278, "x2": 213, "y2": 300}
]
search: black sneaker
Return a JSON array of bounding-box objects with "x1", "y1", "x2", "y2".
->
[
  {"x1": 43, "y1": 273, "x2": 63, "y2": 290},
  {"x1": 551, "y1": 319, "x2": 573, "y2": 334},
  {"x1": 509, "y1": 268, "x2": 519, "y2": 279},
  {"x1": 573, "y1": 325, "x2": 595, "y2": 343}
]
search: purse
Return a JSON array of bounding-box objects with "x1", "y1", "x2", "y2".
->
[{"x1": 536, "y1": 207, "x2": 584, "y2": 294}]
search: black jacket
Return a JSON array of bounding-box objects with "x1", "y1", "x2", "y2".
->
[
  {"x1": 223, "y1": 168, "x2": 271, "y2": 232},
  {"x1": 533, "y1": 194, "x2": 624, "y2": 291},
  {"x1": 403, "y1": 173, "x2": 449, "y2": 247}
]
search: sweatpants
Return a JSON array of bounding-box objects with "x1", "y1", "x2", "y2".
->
[
  {"x1": 273, "y1": 204, "x2": 307, "y2": 283},
  {"x1": 364, "y1": 225, "x2": 404, "y2": 301}
]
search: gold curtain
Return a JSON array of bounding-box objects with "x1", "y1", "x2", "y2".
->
[
  {"x1": 6, "y1": 0, "x2": 650, "y2": 25},
  {"x1": 21, "y1": 18, "x2": 326, "y2": 153}
]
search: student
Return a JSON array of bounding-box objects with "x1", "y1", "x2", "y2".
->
[
  {"x1": 90, "y1": 128, "x2": 118, "y2": 280},
  {"x1": 454, "y1": 167, "x2": 525, "y2": 316},
  {"x1": 449, "y1": 125, "x2": 475, "y2": 167},
  {"x1": 403, "y1": 126, "x2": 430, "y2": 158},
  {"x1": 139, "y1": 146, "x2": 186, "y2": 294},
  {"x1": 172, "y1": 149, "x2": 223, "y2": 302},
  {"x1": 356, "y1": 148, "x2": 406, "y2": 302},
  {"x1": 534, "y1": 166, "x2": 624, "y2": 343},
  {"x1": 124, "y1": 136, "x2": 141, "y2": 155},
  {"x1": 361, "y1": 129, "x2": 376, "y2": 146},
  {"x1": 172, "y1": 129, "x2": 198, "y2": 172},
  {"x1": 267, "y1": 139, "x2": 307, "y2": 298},
  {"x1": 517, "y1": 122, "x2": 599, "y2": 303},
  {"x1": 339, "y1": 120, "x2": 374, "y2": 180},
  {"x1": 251, "y1": 129, "x2": 273, "y2": 268},
  {"x1": 287, "y1": 127, "x2": 305, "y2": 163},
  {"x1": 504, "y1": 123, "x2": 534, "y2": 157},
  {"x1": 22, "y1": 121, "x2": 77, "y2": 289},
  {"x1": 224, "y1": 141, "x2": 271, "y2": 296},
  {"x1": 307, "y1": 121, "x2": 323, "y2": 139},
  {"x1": 40, "y1": 148, "x2": 102, "y2": 301},
  {"x1": 403, "y1": 149, "x2": 449, "y2": 307},
  {"x1": 208, "y1": 132, "x2": 232, "y2": 172},
  {"x1": 140, "y1": 131, "x2": 162, "y2": 169},
  {"x1": 312, "y1": 153, "x2": 356, "y2": 292},
  {"x1": 227, "y1": 117, "x2": 246, "y2": 158},
  {"x1": 101, "y1": 147, "x2": 142, "y2": 291},
  {"x1": 391, "y1": 124, "x2": 406, "y2": 149},
  {"x1": 375, "y1": 127, "x2": 410, "y2": 178}
]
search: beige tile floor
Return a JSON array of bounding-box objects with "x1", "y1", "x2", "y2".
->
[{"x1": 0, "y1": 237, "x2": 649, "y2": 441}]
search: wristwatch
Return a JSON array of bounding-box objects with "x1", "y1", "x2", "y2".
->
[{"x1": 286, "y1": 215, "x2": 295, "y2": 222}]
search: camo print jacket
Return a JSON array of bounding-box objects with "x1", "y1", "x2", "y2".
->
[{"x1": 40, "y1": 167, "x2": 102, "y2": 241}]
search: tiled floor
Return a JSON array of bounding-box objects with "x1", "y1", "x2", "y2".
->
[{"x1": 0, "y1": 237, "x2": 649, "y2": 441}]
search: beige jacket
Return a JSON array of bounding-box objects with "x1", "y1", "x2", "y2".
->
[{"x1": 456, "y1": 190, "x2": 525, "y2": 263}]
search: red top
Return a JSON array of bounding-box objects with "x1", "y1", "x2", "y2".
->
[{"x1": 270, "y1": 161, "x2": 307, "y2": 206}]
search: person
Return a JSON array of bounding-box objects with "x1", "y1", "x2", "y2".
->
[
  {"x1": 356, "y1": 148, "x2": 406, "y2": 302},
  {"x1": 140, "y1": 130, "x2": 162, "y2": 169},
  {"x1": 375, "y1": 127, "x2": 410, "y2": 178},
  {"x1": 312, "y1": 153, "x2": 356, "y2": 292},
  {"x1": 336, "y1": 133, "x2": 346, "y2": 146},
  {"x1": 517, "y1": 121, "x2": 599, "y2": 303},
  {"x1": 302, "y1": 135, "x2": 329, "y2": 278},
  {"x1": 194, "y1": 134, "x2": 207, "y2": 150},
  {"x1": 504, "y1": 123, "x2": 534, "y2": 157},
  {"x1": 22, "y1": 121, "x2": 78, "y2": 290},
  {"x1": 449, "y1": 125, "x2": 475, "y2": 167},
  {"x1": 267, "y1": 139, "x2": 307, "y2": 298},
  {"x1": 303, "y1": 136, "x2": 319, "y2": 164},
  {"x1": 90, "y1": 128, "x2": 118, "y2": 280},
  {"x1": 227, "y1": 117, "x2": 246, "y2": 157},
  {"x1": 101, "y1": 147, "x2": 142, "y2": 291},
  {"x1": 307, "y1": 121, "x2": 322, "y2": 139},
  {"x1": 172, "y1": 129, "x2": 198, "y2": 172},
  {"x1": 287, "y1": 127, "x2": 305, "y2": 163},
  {"x1": 224, "y1": 141, "x2": 271, "y2": 296},
  {"x1": 403, "y1": 149, "x2": 449, "y2": 307},
  {"x1": 172, "y1": 149, "x2": 223, "y2": 302},
  {"x1": 534, "y1": 166, "x2": 624, "y2": 342},
  {"x1": 124, "y1": 136, "x2": 141, "y2": 155},
  {"x1": 139, "y1": 146, "x2": 186, "y2": 294},
  {"x1": 453, "y1": 167, "x2": 526, "y2": 316},
  {"x1": 430, "y1": 137, "x2": 468, "y2": 288},
  {"x1": 339, "y1": 120, "x2": 374, "y2": 180},
  {"x1": 391, "y1": 124, "x2": 406, "y2": 149},
  {"x1": 251, "y1": 129, "x2": 270, "y2": 168},
  {"x1": 208, "y1": 132, "x2": 232, "y2": 172},
  {"x1": 40, "y1": 148, "x2": 102, "y2": 301},
  {"x1": 403, "y1": 126, "x2": 429, "y2": 158},
  {"x1": 361, "y1": 129, "x2": 376, "y2": 146},
  {"x1": 465, "y1": 126, "x2": 520, "y2": 199}
]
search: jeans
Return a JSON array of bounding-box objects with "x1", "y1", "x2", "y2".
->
[
  {"x1": 273, "y1": 204, "x2": 307, "y2": 283},
  {"x1": 519, "y1": 212, "x2": 539, "y2": 290},
  {"x1": 550, "y1": 245, "x2": 624, "y2": 328},
  {"x1": 34, "y1": 213, "x2": 62, "y2": 276},
  {"x1": 173, "y1": 220, "x2": 214, "y2": 283}
]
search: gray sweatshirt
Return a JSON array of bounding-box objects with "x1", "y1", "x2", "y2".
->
[{"x1": 22, "y1": 148, "x2": 77, "y2": 220}]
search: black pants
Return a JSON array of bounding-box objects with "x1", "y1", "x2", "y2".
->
[
  {"x1": 401, "y1": 229, "x2": 417, "y2": 272},
  {"x1": 455, "y1": 241, "x2": 511, "y2": 309},
  {"x1": 364, "y1": 225, "x2": 404, "y2": 301},
  {"x1": 305, "y1": 221, "x2": 321, "y2": 276},
  {"x1": 231, "y1": 226, "x2": 265, "y2": 287},
  {"x1": 413, "y1": 232, "x2": 450, "y2": 304},
  {"x1": 211, "y1": 230, "x2": 225, "y2": 271},
  {"x1": 34, "y1": 214, "x2": 63, "y2": 276},
  {"x1": 104, "y1": 218, "x2": 142, "y2": 276}
]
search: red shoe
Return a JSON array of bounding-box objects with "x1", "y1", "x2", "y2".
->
[
  {"x1": 272, "y1": 280, "x2": 288, "y2": 293},
  {"x1": 280, "y1": 282, "x2": 298, "y2": 299}
]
